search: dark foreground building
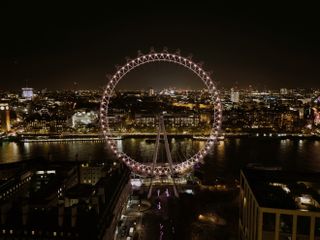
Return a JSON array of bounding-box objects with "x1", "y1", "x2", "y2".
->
[
  {"x1": 240, "y1": 168, "x2": 320, "y2": 240},
  {"x1": 0, "y1": 160, "x2": 131, "y2": 240}
]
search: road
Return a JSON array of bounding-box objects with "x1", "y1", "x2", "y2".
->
[{"x1": 115, "y1": 185, "x2": 239, "y2": 240}]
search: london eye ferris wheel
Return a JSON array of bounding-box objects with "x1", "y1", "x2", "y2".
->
[{"x1": 100, "y1": 49, "x2": 222, "y2": 177}]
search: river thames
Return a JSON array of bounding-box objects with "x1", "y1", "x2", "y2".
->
[{"x1": 1, "y1": 137, "x2": 320, "y2": 179}]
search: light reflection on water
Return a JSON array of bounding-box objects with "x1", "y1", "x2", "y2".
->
[
  {"x1": 0, "y1": 138, "x2": 320, "y2": 179},
  {"x1": 0, "y1": 142, "x2": 21, "y2": 163},
  {"x1": 122, "y1": 138, "x2": 204, "y2": 164}
]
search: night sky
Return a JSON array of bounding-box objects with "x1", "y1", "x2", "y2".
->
[{"x1": 0, "y1": 2, "x2": 319, "y2": 90}]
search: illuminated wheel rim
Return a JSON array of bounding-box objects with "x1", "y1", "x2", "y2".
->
[{"x1": 100, "y1": 50, "x2": 222, "y2": 176}]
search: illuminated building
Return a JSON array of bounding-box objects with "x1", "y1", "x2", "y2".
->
[
  {"x1": 298, "y1": 107, "x2": 305, "y2": 120},
  {"x1": 280, "y1": 88, "x2": 288, "y2": 95},
  {"x1": 25, "y1": 115, "x2": 67, "y2": 133},
  {"x1": 148, "y1": 87, "x2": 155, "y2": 96},
  {"x1": 240, "y1": 168, "x2": 320, "y2": 240},
  {"x1": 231, "y1": 88, "x2": 240, "y2": 103},
  {"x1": 79, "y1": 162, "x2": 108, "y2": 185},
  {"x1": 0, "y1": 103, "x2": 11, "y2": 132},
  {"x1": 21, "y1": 87, "x2": 33, "y2": 100},
  {"x1": 134, "y1": 114, "x2": 155, "y2": 126},
  {"x1": 280, "y1": 112, "x2": 297, "y2": 132},
  {"x1": 313, "y1": 108, "x2": 320, "y2": 126},
  {"x1": 72, "y1": 110, "x2": 98, "y2": 128},
  {"x1": 165, "y1": 114, "x2": 200, "y2": 127},
  {"x1": 134, "y1": 114, "x2": 200, "y2": 127}
]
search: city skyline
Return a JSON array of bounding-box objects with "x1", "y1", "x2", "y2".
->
[
  {"x1": 1, "y1": 2, "x2": 320, "y2": 240},
  {"x1": 1, "y1": 2, "x2": 319, "y2": 90}
]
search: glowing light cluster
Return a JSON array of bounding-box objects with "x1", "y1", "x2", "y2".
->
[{"x1": 100, "y1": 50, "x2": 222, "y2": 176}]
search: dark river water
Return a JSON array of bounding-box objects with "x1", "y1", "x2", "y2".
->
[{"x1": 1, "y1": 137, "x2": 320, "y2": 180}]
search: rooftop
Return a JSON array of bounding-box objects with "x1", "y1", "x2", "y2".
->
[
  {"x1": 242, "y1": 168, "x2": 320, "y2": 211},
  {"x1": 65, "y1": 184, "x2": 94, "y2": 199}
]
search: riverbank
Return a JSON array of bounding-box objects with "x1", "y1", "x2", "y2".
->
[{"x1": 1, "y1": 132, "x2": 319, "y2": 143}]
